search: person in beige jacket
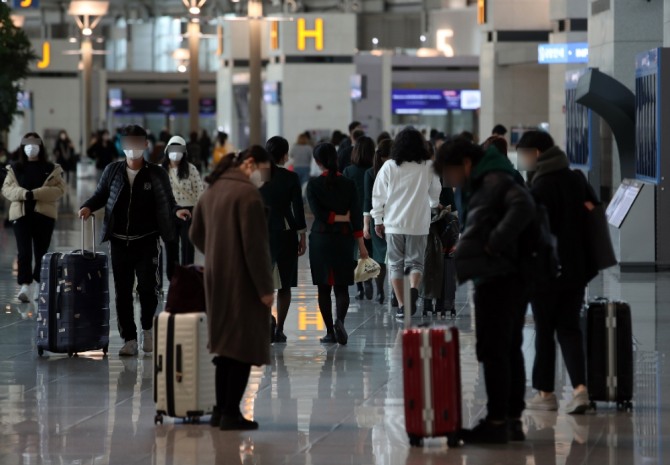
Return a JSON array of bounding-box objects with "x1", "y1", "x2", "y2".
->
[{"x1": 2, "y1": 133, "x2": 66, "y2": 303}]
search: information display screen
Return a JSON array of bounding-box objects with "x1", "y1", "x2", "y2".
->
[
  {"x1": 391, "y1": 89, "x2": 481, "y2": 114},
  {"x1": 635, "y1": 49, "x2": 660, "y2": 183},
  {"x1": 607, "y1": 180, "x2": 643, "y2": 228},
  {"x1": 565, "y1": 69, "x2": 591, "y2": 167}
]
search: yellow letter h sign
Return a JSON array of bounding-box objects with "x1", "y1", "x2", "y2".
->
[{"x1": 297, "y1": 18, "x2": 324, "y2": 51}]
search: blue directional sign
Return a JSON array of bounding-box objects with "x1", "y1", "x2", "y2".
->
[
  {"x1": 13, "y1": 0, "x2": 40, "y2": 9},
  {"x1": 538, "y1": 43, "x2": 589, "y2": 64}
]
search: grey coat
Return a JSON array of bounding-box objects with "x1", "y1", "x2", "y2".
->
[{"x1": 190, "y1": 168, "x2": 274, "y2": 366}]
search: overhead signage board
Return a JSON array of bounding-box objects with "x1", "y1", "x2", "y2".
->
[
  {"x1": 538, "y1": 43, "x2": 589, "y2": 64},
  {"x1": 13, "y1": 0, "x2": 39, "y2": 9},
  {"x1": 392, "y1": 89, "x2": 481, "y2": 114}
]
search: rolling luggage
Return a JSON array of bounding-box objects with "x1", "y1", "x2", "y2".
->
[
  {"x1": 403, "y1": 326, "x2": 462, "y2": 447},
  {"x1": 153, "y1": 311, "x2": 215, "y2": 424},
  {"x1": 36, "y1": 216, "x2": 110, "y2": 357},
  {"x1": 584, "y1": 298, "x2": 634, "y2": 410}
]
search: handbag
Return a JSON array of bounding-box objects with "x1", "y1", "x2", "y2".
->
[
  {"x1": 354, "y1": 258, "x2": 381, "y2": 283},
  {"x1": 165, "y1": 265, "x2": 206, "y2": 313},
  {"x1": 575, "y1": 170, "x2": 617, "y2": 273}
]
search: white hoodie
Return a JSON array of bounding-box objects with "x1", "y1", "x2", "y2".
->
[{"x1": 370, "y1": 160, "x2": 441, "y2": 236}]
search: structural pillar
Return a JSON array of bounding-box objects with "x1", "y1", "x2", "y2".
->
[
  {"x1": 248, "y1": 0, "x2": 263, "y2": 146},
  {"x1": 81, "y1": 37, "x2": 93, "y2": 147},
  {"x1": 188, "y1": 20, "x2": 201, "y2": 135}
]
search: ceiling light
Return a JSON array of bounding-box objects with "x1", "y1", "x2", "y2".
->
[
  {"x1": 82, "y1": 27, "x2": 93, "y2": 36},
  {"x1": 177, "y1": 64, "x2": 187, "y2": 73},
  {"x1": 189, "y1": 6, "x2": 200, "y2": 14},
  {"x1": 68, "y1": 36, "x2": 78, "y2": 43},
  {"x1": 372, "y1": 37, "x2": 379, "y2": 46}
]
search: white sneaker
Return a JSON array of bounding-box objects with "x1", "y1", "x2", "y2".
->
[
  {"x1": 566, "y1": 390, "x2": 590, "y2": 415},
  {"x1": 142, "y1": 330, "x2": 153, "y2": 353},
  {"x1": 119, "y1": 340, "x2": 139, "y2": 357},
  {"x1": 17, "y1": 285, "x2": 31, "y2": 303},
  {"x1": 526, "y1": 392, "x2": 559, "y2": 411}
]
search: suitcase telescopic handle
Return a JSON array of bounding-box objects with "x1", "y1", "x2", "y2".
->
[{"x1": 81, "y1": 214, "x2": 96, "y2": 256}]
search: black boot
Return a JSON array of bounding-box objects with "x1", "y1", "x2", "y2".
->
[
  {"x1": 355, "y1": 283, "x2": 365, "y2": 300},
  {"x1": 320, "y1": 332, "x2": 337, "y2": 344},
  {"x1": 210, "y1": 406, "x2": 222, "y2": 427},
  {"x1": 376, "y1": 289, "x2": 385, "y2": 305},
  {"x1": 410, "y1": 288, "x2": 419, "y2": 316},
  {"x1": 423, "y1": 298, "x2": 434, "y2": 316},
  {"x1": 364, "y1": 280, "x2": 374, "y2": 300},
  {"x1": 460, "y1": 419, "x2": 509, "y2": 444},
  {"x1": 220, "y1": 414, "x2": 259, "y2": 431}
]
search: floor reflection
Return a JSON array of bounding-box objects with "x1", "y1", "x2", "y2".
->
[{"x1": 0, "y1": 179, "x2": 665, "y2": 464}]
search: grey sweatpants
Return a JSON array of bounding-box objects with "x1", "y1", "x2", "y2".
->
[{"x1": 386, "y1": 233, "x2": 428, "y2": 280}]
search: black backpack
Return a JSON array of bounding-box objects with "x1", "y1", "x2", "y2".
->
[{"x1": 520, "y1": 198, "x2": 562, "y2": 288}]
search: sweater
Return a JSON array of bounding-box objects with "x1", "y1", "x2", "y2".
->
[
  {"x1": 370, "y1": 160, "x2": 441, "y2": 236},
  {"x1": 168, "y1": 164, "x2": 204, "y2": 207}
]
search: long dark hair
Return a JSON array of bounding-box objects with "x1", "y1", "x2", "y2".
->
[
  {"x1": 162, "y1": 146, "x2": 190, "y2": 180},
  {"x1": 391, "y1": 128, "x2": 428, "y2": 166},
  {"x1": 15, "y1": 132, "x2": 48, "y2": 168},
  {"x1": 313, "y1": 143, "x2": 338, "y2": 187},
  {"x1": 374, "y1": 139, "x2": 392, "y2": 176},
  {"x1": 351, "y1": 136, "x2": 375, "y2": 168},
  {"x1": 205, "y1": 145, "x2": 270, "y2": 184}
]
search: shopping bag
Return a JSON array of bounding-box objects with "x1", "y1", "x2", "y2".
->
[{"x1": 354, "y1": 258, "x2": 381, "y2": 283}]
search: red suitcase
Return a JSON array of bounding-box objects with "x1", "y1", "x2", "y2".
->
[{"x1": 403, "y1": 326, "x2": 462, "y2": 447}]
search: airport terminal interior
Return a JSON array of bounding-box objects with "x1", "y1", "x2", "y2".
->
[{"x1": 1, "y1": 0, "x2": 670, "y2": 463}]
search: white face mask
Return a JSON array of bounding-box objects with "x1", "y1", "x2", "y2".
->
[
  {"x1": 249, "y1": 169, "x2": 265, "y2": 188},
  {"x1": 124, "y1": 149, "x2": 144, "y2": 161},
  {"x1": 168, "y1": 152, "x2": 184, "y2": 162},
  {"x1": 24, "y1": 144, "x2": 40, "y2": 159}
]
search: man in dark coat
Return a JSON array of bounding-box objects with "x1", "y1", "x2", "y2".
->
[
  {"x1": 80, "y1": 124, "x2": 190, "y2": 357},
  {"x1": 517, "y1": 131, "x2": 594, "y2": 415},
  {"x1": 435, "y1": 140, "x2": 534, "y2": 444}
]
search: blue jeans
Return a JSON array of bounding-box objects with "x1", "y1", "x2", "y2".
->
[{"x1": 294, "y1": 167, "x2": 310, "y2": 188}]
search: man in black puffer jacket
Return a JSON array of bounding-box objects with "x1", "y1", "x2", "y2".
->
[
  {"x1": 435, "y1": 140, "x2": 534, "y2": 444},
  {"x1": 517, "y1": 131, "x2": 595, "y2": 415},
  {"x1": 80, "y1": 124, "x2": 190, "y2": 357}
]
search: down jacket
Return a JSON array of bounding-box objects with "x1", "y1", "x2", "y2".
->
[
  {"x1": 2, "y1": 163, "x2": 66, "y2": 221},
  {"x1": 81, "y1": 161, "x2": 179, "y2": 243},
  {"x1": 455, "y1": 148, "x2": 534, "y2": 284}
]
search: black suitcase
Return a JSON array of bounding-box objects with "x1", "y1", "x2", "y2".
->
[
  {"x1": 36, "y1": 216, "x2": 110, "y2": 357},
  {"x1": 585, "y1": 298, "x2": 633, "y2": 410}
]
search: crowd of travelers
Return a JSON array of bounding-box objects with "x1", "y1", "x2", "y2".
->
[{"x1": 1, "y1": 119, "x2": 600, "y2": 440}]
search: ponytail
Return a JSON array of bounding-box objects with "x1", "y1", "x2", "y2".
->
[
  {"x1": 313, "y1": 143, "x2": 338, "y2": 187},
  {"x1": 205, "y1": 145, "x2": 271, "y2": 184}
]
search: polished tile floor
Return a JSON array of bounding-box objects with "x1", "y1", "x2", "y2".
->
[{"x1": 0, "y1": 178, "x2": 666, "y2": 465}]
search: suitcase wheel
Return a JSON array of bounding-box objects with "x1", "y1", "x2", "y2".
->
[
  {"x1": 617, "y1": 401, "x2": 633, "y2": 412},
  {"x1": 154, "y1": 414, "x2": 164, "y2": 425},
  {"x1": 447, "y1": 434, "x2": 460, "y2": 448},
  {"x1": 68, "y1": 351, "x2": 75, "y2": 358},
  {"x1": 589, "y1": 401, "x2": 597, "y2": 411},
  {"x1": 37, "y1": 348, "x2": 44, "y2": 357},
  {"x1": 408, "y1": 435, "x2": 423, "y2": 447},
  {"x1": 102, "y1": 345, "x2": 109, "y2": 356}
]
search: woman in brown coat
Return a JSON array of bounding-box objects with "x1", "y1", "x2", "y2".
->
[{"x1": 190, "y1": 146, "x2": 274, "y2": 431}]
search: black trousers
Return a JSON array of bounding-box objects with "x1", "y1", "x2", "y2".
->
[
  {"x1": 213, "y1": 356, "x2": 252, "y2": 417},
  {"x1": 165, "y1": 212, "x2": 194, "y2": 282},
  {"x1": 531, "y1": 286, "x2": 586, "y2": 391},
  {"x1": 110, "y1": 236, "x2": 161, "y2": 342},
  {"x1": 317, "y1": 284, "x2": 350, "y2": 333},
  {"x1": 14, "y1": 212, "x2": 55, "y2": 285},
  {"x1": 474, "y1": 275, "x2": 527, "y2": 422}
]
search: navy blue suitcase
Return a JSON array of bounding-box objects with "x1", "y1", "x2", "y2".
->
[{"x1": 36, "y1": 217, "x2": 110, "y2": 357}]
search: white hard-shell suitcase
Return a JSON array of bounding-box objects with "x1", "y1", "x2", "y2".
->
[{"x1": 153, "y1": 311, "x2": 216, "y2": 424}]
